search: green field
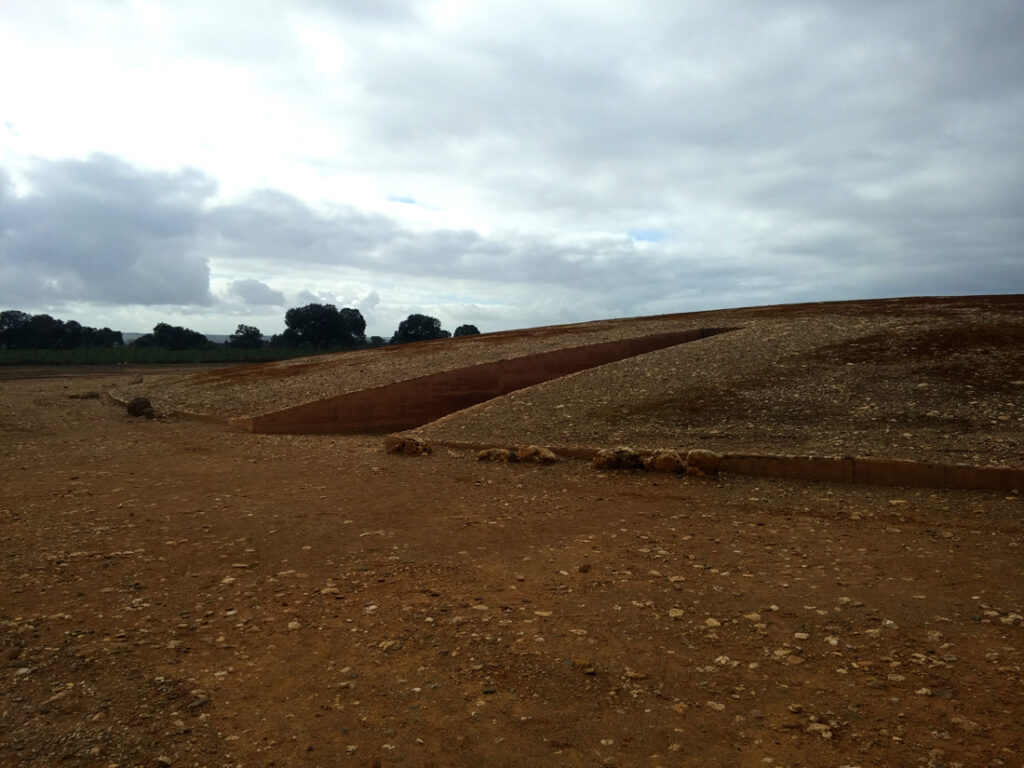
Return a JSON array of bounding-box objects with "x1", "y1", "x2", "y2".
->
[{"x1": 0, "y1": 347, "x2": 314, "y2": 366}]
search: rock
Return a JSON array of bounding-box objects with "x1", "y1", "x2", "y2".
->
[
  {"x1": 592, "y1": 446, "x2": 643, "y2": 470},
  {"x1": 476, "y1": 448, "x2": 518, "y2": 463},
  {"x1": 126, "y1": 397, "x2": 155, "y2": 418},
  {"x1": 384, "y1": 434, "x2": 432, "y2": 455},
  {"x1": 517, "y1": 445, "x2": 558, "y2": 464},
  {"x1": 686, "y1": 449, "x2": 722, "y2": 476},
  {"x1": 67, "y1": 391, "x2": 101, "y2": 400},
  {"x1": 644, "y1": 449, "x2": 686, "y2": 473}
]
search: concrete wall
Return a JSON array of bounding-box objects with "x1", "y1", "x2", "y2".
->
[
  {"x1": 239, "y1": 328, "x2": 731, "y2": 434},
  {"x1": 719, "y1": 453, "x2": 1024, "y2": 492}
]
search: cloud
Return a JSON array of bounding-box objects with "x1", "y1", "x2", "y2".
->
[
  {"x1": 1, "y1": 154, "x2": 215, "y2": 307},
  {"x1": 226, "y1": 278, "x2": 285, "y2": 306},
  {"x1": 1, "y1": 3, "x2": 1021, "y2": 335}
]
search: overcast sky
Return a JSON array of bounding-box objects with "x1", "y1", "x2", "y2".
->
[{"x1": 2, "y1": 1, "x2": 1022, "y2": 337}]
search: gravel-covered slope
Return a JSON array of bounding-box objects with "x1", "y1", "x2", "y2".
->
[
  {"x1": 113, "y1": 296, "x2": 1024, "y2": 466},
  {"x1": 112, "y1": 312, "x2": 731, "y2": 419},
  {"x1": 419, "y1": 296, "x2": 1024, "y2": 467}
]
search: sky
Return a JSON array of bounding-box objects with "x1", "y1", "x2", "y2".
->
[{"x1": 1, "y1": 1, "x2": 1022, "y2": 338}]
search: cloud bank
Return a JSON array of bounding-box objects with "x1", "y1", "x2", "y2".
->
[{"x1": 1, "y1": 1, "x2": 1021, "y2": 335}]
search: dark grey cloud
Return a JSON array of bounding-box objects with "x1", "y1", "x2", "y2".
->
[
  {"x1": 1, "y1": 154, "x2": 215, "y2": 307},
  {"x1": 3, "y1": 147, "x2": 1019, "y2": 334}
]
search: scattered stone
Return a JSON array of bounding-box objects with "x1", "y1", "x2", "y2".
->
[
  {"x1": 686, "y1": 449, "x2": 722, "y2": 476},
  {"x1": 126, "y1": 397, "x2": 155, "y2": 418},
  {"x1": 668, "y1": 608, "x2": 685, "y2": 619},
  {"x1": 476, "y1": 447, "x2": 518, "y2": 463},
  {"x1": 592, "y1": 446, "x2": 643, "y2": 470},
  {"x1": 384, "y1": 434, "x2": 432, "y2": 455},
  {"x1": 644, "y1": 449, "x2": 686, "y2": 473},
  {"x1": 949, "y1": 715, "x2": 980, "y2": 733},
  {"x1": 517, "y1": 445, "x2": 558, "y2": 464},
  {"x1": 68, "y1": 391, "x2": 101, "y2": 400},
  {"x1": 806, "y1": 723, "x2": 832, "y2": 739}
]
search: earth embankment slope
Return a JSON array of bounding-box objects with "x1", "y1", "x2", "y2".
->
[
  {"x1": 115, "y1": 295, "x2": 1024, "y2": 467},
  {"x1": 420, "y1": 295, "x2": 1024, "y2": 467}
]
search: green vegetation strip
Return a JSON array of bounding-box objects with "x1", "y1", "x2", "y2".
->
[{"x1": 0, "y1": 347, "x2": 313, "y2": 366}]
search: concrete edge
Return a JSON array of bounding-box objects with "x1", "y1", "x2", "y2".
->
[{"x1": 409, "y1": 436, "x2": 1024, "y2": 493}]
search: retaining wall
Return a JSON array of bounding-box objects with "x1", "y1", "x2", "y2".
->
[
  {"x1": 720, "y1": 453, "x2": 1024, "y2": 491},
  {"x1": 234, "y1": 328, "x2": 731, "y2": 434}
]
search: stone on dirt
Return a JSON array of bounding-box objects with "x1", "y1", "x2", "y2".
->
[
  {"x1": 686, "y1": 448, "x2": 722, "y2": 476},
  {"x1": 477, "y1": 448, "x2": 518, "y2": 463},
  {"x1": 516, "y1": 445, "x2": 558, "y2": 464},
  {"x1": 592, "y1": 446, "x2": 644, "y2": 470},
  {"x1": 644, "y1": 448, "x2": 686, "y2": 473},
  {"x1": 384, "y1": 434, "x2": 432, "y2": 455},
  {"x1": 126, "y1": 397, "x2": 155, "y2": 418}
]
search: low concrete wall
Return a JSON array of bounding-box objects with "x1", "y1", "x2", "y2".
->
[
  {"x1": 242, "y1": 328, "x2": 731, "y2": 434},
  {"x1": 719, "y1": 453, "x2": 1024, "y2": 491},
  {"x1": 424, "y1": 440, "x2": 1023, "y2": 493}
]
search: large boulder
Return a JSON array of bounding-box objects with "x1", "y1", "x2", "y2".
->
[{"x1": 126, "y1": 397, "x2": 155, "y2": 418}]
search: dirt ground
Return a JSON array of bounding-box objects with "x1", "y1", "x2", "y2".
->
[{"x1": 2, "y1": 370, "x2": 1022, "y2": 768}]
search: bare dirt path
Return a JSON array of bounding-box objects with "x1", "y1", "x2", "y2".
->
[{"x1": 2, "y1": 371, "x2": 1022, "y2": 767}]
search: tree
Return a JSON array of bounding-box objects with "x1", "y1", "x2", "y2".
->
[
  {"x1": 283, "y1": 304, "x2": 366, "y2": 349},
  {"x1": 133, "y1": 322, "x2": 210, "y2": 350},
  {"x1": 227, "y1": 324, "x2": 265, "y2": 350},
  {"x1": 390, "y1": 314, "x2": 450, "y2": 345},
  {"x1": 0, "y1": 310, "x2": 31, "y2": 348},
  {"x1": 0, "y1": 310, "x2": 122, "y2": 349},
  {"x1": 453, "y1": 324, "x2": 480, "y2": 337},
  {"x1": 366, "y1": 335, "x2": 387, "y2": 348}
]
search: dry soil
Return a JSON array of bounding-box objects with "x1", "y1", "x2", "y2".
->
[{"x1": 2, "y1": 368, "x2": 1023, "y2": 768}]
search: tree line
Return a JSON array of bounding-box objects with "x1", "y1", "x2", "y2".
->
[{"x1": 0, "y1": 305, "x2": 480, "y2": 352}]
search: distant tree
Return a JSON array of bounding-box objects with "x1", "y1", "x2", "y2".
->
[
  {"x1": 283, "y1": 304, "x2": 366, "y2": 349},
  {"x1": 133, "y1": 322, "x2": 210, "y2": 350},
  {"x1": 81, "y1": 326, "x2": 124, "y2": 348},
  {"x1": 24, "y1": 314, "x2": 65, "y2": 348},
  {"x1": 0, "y1": 310, "x2": 122, "y2": 349},
  {"x1": 227, "y1": 324, "x2": 265, "y2": 350},
  {"x1": 365, "y1": 335, "x2": 387, "y2": 348},
  {"x1": 339, "y1": 307, "x2": 367, "y2": 348},
  {"x1": 453, "y1": 324, "x2": 480, "y2": 337},
  {"x1": 0, "y1": 310, "x2": 31, "y2": 348},
  {"x1": 390, "y1": 314, "x2": 451, "y2": 345}
]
